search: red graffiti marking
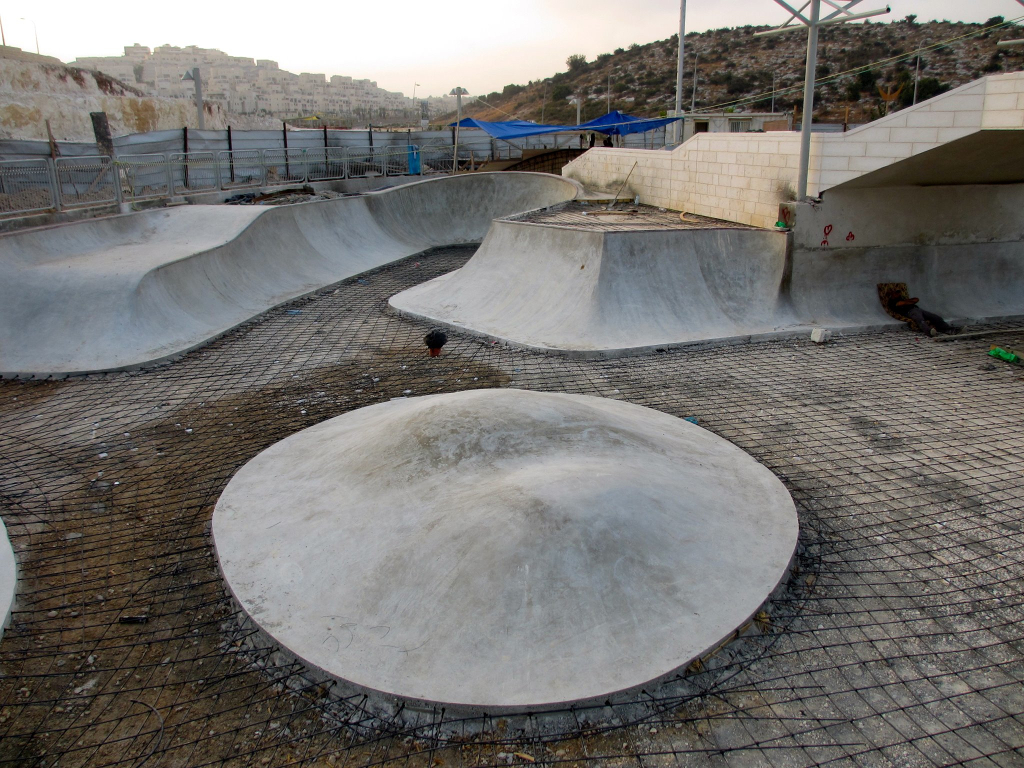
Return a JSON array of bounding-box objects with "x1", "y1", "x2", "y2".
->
[
  {"x1": 821, "y1": 224, "x2": 833, "y2": 247},
  {"x1": 846, "y1": 231, "x2": 855, "y2": 242}
]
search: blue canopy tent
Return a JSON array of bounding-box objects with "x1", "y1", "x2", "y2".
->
[
  {"x1": 451, "y1": 111, "x2": 682, "y2": 140},
  {"x1": 449, "y1": 118, "x2": 575, "y2": 140},
  {"x1": 578, "y1": 110, "x2": 682, "y2": 136}
]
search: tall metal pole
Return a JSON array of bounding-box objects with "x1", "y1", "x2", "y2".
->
[
  {"x1": 575, "y1": 98, "x2": 582, "y2": 125},
  {"x1": 796, "y1": 0, "x2": 820, "y2": 200},
  {"x1": 193, "y1": 67, "x2": 205, "y2": 130},
  {"x1": 912, "y1": 55, "x2": 920, "y2": 105},
  {"x1": 0, "y1": 15, "x2": 5, "y2": 46},
  {"x1": 755, "y1": 1, "x2": 890, "y2": 200},
  {"x1": 19, "y1": 17, "x2": 38, "y2": 54},
  {"x1": 673, "y1": 0, "x2": 687, "y2": 143},
  {"x1": 691, "y1": 53, "x2": 698, "y2": 112},
  {"x1": 450, "y1": 87, "x2": 466, "y2": 175}
]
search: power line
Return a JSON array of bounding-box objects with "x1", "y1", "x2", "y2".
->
[{"x1": 695, "y1": 13, "x2": 1024, "y2": 115}]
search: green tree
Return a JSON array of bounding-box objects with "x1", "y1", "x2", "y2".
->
[{"x1": 566, "y1": 54, "x2": 587, "y2": 72}]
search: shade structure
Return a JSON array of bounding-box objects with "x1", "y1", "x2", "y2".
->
[{"x1": 452, "y1": 111, "x2": 682, "y2": 141}]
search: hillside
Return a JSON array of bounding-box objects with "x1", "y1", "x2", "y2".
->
[
  {"x1": 462, "y1": 16, "x2": 1024, "y2": 126},
  {"x1": 0, "y1": 47, "x2": 278, "y2": 141}
]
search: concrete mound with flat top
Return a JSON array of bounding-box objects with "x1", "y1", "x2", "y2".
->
[{"x1": 212, "y1": 389, "x2": 799, "y2": 718}]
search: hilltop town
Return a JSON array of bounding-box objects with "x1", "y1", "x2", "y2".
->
[{"x1": 70, "y1": 44, "x2": 455, "y2": 124}]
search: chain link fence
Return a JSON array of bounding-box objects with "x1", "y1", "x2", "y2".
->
[
  {"x1": 53, "y1": 156, "x2": 118, "y2": 210},
  {"x1": 0, "y1": 159, "x2": 54, "y2": 216},
  {"x1": 0, "y1": 145, "x2": 463, "y2": 219}
]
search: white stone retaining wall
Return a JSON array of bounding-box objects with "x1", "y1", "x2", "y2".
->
[{"x1": 564, "y1": 72, "x2": 1024, "y2": 229}]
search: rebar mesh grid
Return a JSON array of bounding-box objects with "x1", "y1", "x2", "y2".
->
[
  {"x1": 506, "y1": 203, "x2": 756, "y2": 232},
  {"x1": 1, "y1": 245, "x2": 1023, "y2": 768}
]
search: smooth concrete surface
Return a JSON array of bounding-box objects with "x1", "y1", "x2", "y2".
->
[
  {"x1": 391, "y1": 221, "x2": 799, "y2": 357},
  {"x1": 391, "y1": 203, "x2": 1024, "y2": 356},
  {"x1": 0, "y1": 516, "x2": 15, "y2": 639},
  {"x1": 0, "y1": 173, "x2": 579, "y2": 377},
  {"x1": 212, "y1": 389, "x2": 798, "y2": 713}
]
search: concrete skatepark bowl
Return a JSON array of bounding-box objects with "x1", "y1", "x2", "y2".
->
[
  {"x1": 0, "y1": 172, "x2": 578, "y2": 378},
  {"x1": 213, "y1": 389, "x2": 798, "y2": 720}
]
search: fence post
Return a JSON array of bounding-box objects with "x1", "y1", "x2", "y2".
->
[
  {"x1": 227, "y1": 125, "x2": 235, "y2": 184},
  {"x1": 48, "y1": 157, "x2": 63, "y2": 212},
  {"x1": 164, "y1": 153, "x2": 174, "y2": 198},
  {"x1": 111, "y1": 156, "x2": 123, "y2": 206}
]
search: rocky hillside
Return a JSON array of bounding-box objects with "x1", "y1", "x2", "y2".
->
[
  {"x1": 0, "y1": 48, "x2": 278, "y2": 141},
  {"x1": 463, "y1": 16, "x2": 1023, "y2": 125}
]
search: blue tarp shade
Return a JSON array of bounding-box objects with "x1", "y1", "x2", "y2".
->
[
  {"x1": 578, "y1": 110, "x2": 682, "y2": 136},
  {"x1": 451, "y1": 118, "x2": 574, "y2": 140},
  {"x1": 451, "y1": 111, "x2": 682, "y2": 140}
]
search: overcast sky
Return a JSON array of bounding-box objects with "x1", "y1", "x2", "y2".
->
[{"x1": 2, "y1": 0, "x2": 1021, "y2": 97}]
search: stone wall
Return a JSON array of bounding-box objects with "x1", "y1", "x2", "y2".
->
[{"x1": 563, "y1": 73, "x2": 1024, "y2": 229}]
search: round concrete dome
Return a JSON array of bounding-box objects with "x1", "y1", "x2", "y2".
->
[{"x1": 213, "y1": 389, "x2": 798, "y2": 714}]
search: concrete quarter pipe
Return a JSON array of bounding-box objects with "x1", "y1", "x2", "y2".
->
[{"x1": 0, "y1": 173, "x2": 579, "y2": 377}]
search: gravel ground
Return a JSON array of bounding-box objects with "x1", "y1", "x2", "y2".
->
[{"x1": 1, "y1": 244, "x2": 1022, "y2": 768}]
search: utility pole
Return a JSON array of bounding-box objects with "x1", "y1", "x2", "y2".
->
[
  {"x1": 572, "y1": 97, "x2": 582, "y2": 126},
  {"x1": 755, "y1": 1, "x2": 890, "y2": 200},
  {"x1": 19, "y1": 17, "x2": 38, "y2": 54},
  {"x1": 607, "y1": 73, "x2": 611, "y2": 114},
  {"x1": 912, "y1": 55, "x2": 920, "y2": 105},
  {"x1": 691, "y1": 52, "x2": 699, "y2": 112},
  {"x1": 673, "y1": 0, "x2": 687, "y2": 144},
  {"x1": 449, "y1": 86, "x2": 467, "y2": 175},
  {"x1": 181, "y1": 67, "x2": 205, "y2": 130}
]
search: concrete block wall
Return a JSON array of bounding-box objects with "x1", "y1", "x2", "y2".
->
[{"x1": 563, "y1": 72, "x2": 1024, "y2": 229}]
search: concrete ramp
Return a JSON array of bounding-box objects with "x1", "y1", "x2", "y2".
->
[
  {"x1": 390, "y1": 208, "x2": 1024, "y2": 357},
  {"x1": 0, "y1": 173, "x2": 578, "y2": 377},
  {"x1": 390, "y1": 220, "x2": 798, "y2": 356}
]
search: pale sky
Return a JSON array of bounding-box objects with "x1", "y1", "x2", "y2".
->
[{"x1": 1, "y1": 0, "x2": 1021, "y2": 98}]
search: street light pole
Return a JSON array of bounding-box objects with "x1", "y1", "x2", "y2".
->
[
  {"x1": 449, "y1": 86, "x2": 467, "y2": 175},
  {"x1": 18, "y1": 17, "x2": 38, "y2": 54},
  {"x1": 691, "y1": 52, "x2": 698, "y2": 112},
  {"x1": 755, "y1": 1, "x2": 890, "y2": 200},
  {"x1": 912, "y1": 55, "x2": 921, "y2": 105},
  {"x1": 673, "y1": 0, "x2": 687, "y2": 144},
  {"x1": 181, "y1": 68, "x2": 205, "y2": 130}
]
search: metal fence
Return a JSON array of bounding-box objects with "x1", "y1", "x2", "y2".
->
[
  {"x1": 0, "y1": 145, "x2": 464, "y2": 219},
  {"x1": 0, "y1": 159, "x2": 55, "y2": 216}
]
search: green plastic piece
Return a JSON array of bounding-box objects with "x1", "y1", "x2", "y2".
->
[{"x1": 989, "y1": 347, "x2": 1021, "y2": 364}]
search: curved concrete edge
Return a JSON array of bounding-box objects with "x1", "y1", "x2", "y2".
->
[
  {"x1": 390, "y1": 220, "x2": 1024, "y2": 358},
  {"x1": 0, "y1": 516, "x2": 16, "y2": 640},
  {"x1": 0, "y1": 173, "x2": 581, "y2": 378},
  {"x1": 218, "y1": 553, "x2": 798, "y2": 728}
]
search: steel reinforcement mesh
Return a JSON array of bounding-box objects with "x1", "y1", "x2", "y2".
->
[{"x1": 1, "y1": 245, "x2": 1023, "y2": 768}]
